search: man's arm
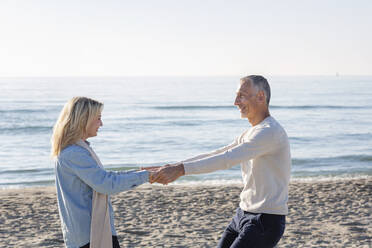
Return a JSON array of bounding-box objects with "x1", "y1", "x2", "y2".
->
[
  {"x1": 153, "y1": 127, "x2": 278, "y2": 184},
  {"x1": 181, "y1": 138, "x2": 239, "y2": 163},
  {"x1": 141, "y1": 139, "x2": 239, "y2": 182},
  {"x1": 183, "y1": 127, "x2": 278, "y2": 175},
  {"x1": 154, "y1": 135, "x2": 270, "y2": 184}
]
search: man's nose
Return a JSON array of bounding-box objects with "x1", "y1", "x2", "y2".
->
[{"x1": 234, "y1": 97, "x2": 239, "y2": 106}]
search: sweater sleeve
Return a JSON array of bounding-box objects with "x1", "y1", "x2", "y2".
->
[
  {"x1": 181, "y1": 138, "x2": 239, "y2": 163},
  {"x1": 60, "y1": 147, "x2": 149, "y2": 195},
  {"x1": 183, "y1": 127, "x2": 277, "y2": 175}
]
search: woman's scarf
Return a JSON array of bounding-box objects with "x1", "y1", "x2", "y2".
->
[{"x1": 76, "y1": 139, "x2": 112, "y2": 248}]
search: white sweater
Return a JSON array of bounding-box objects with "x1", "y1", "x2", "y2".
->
[{"x1": 183, "y1": 116, "x2": 291, "y2": 215}]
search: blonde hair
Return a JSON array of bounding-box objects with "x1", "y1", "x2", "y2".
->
[{"x1": 51, "y1": 97, "x2": 104, "y2": 157}]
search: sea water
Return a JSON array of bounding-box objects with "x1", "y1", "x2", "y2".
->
[{"x1": 0, "y1": 76, "x2": 371, "y2": 188}]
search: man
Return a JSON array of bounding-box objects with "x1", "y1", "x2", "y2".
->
[{"x1": 148, "y1": 75, "x2": 291, "y2": 248}]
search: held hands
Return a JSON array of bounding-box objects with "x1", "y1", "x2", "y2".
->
[{"x1": 143, "y1": 163, "x2": 185, "y2": 185}]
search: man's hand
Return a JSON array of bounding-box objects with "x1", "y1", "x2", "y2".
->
[
  {"x1": 154, "y1": 163, "x2": 185, "y2": 185},
  {"x1": 148, "y1": 170, "x2": 160, "y2": 184}
]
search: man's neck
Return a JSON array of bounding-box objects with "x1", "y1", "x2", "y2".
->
[{"x1": 248, "y1": 110, "x2": 270, "y2": 126}]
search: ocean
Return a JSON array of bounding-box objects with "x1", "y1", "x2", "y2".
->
[{"x1": 0, "y1": 76, "x2": 371, "y2": 188}]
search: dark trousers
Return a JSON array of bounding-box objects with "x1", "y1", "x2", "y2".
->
[
  {"x1": 80, "y1": 236, "x2": 120, "y2": 248},
  {"x1": 217, "y1": 208, "x2": 285, "y2": 248}
]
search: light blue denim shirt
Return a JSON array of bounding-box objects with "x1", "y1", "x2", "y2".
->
[{"x1": 54, "y1": 143, "x2": 149, "y2": 248}]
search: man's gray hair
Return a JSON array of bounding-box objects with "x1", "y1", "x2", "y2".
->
[{"x1": 241, "y1": 75, "x2": 271, "y2": 105}]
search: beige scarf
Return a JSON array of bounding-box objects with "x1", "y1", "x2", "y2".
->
[{"x1": 76, "y1": 140, "x2": 112, "y2": 248}]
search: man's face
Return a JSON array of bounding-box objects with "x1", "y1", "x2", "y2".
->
[{"x1": 234, "y1": 80, "x2": 259, "y2": 119}]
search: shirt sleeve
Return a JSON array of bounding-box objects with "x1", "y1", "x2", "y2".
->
[
  {"x1": 181, "y1": 138, "x2": 239, "y2": 163},
  {"x1": 183, "y1": 127, "x2": 278, "y2": 175},
  {"x1": 60, "y1": 147, "x2": 149, "y2": 195}
]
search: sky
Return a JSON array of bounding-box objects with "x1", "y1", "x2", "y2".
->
[{"x1": 0, "y1": 0, "x2": 371, "y2": 77}]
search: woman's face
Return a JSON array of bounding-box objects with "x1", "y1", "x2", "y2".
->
[{"x1": 85, "y1": 113, "x2": 103, "y2": 140}]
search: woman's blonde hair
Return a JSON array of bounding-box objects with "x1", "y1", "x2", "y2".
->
[{"x1": 51, "y1": 97, "x2": 104, "y2": 157}]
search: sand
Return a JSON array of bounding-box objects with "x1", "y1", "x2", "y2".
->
[{"x1": 0, "y1": 178, "x2": 371, "y2": 248}]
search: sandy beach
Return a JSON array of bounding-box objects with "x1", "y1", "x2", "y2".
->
[{"x1": 0, "y1": 178, "x2": 371, "y2": 248}]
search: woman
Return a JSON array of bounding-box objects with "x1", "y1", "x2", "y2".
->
[{"x1": 51, "y1": 97, "x2": 156, "y2": 248}]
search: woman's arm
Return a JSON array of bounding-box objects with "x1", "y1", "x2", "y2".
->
[{"x1": 60, "y1": 146, "x2": 149, "y2": 195}]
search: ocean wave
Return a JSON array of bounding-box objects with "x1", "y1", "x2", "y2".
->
[
  {"x1": 271, "y1": 105, "x2": 370, "y2": 110},
  {"x1": 171, "y1": 179, "x2": 243, "y2": 186},
  {"x1": 342, "y1": 133, "x2": 372, "y2": 140},
  {"x1": 173, "y1": 172, "x2": 372, "y2": 186},
  {"x1": 1, "y1": 104, "x2": 369, "y2": 116},
  {"x1": 0, "y1": 126, "x2": 52, "y2": 134},
  {"x1": 112, "y1": 119, "x2": 239, "y2": 130},
  {"x1": 290, "y1": 133, "x2": 372, "y2": 144},
  {"x1": 152, "y1": 105, "x2": 234, "y2": 110},
  {"x1": 0, "y1": 168, "x2": 51, "y2": 175},
  {"x1": 144, "y1": 174, "x2": 372, "y2": 186},
  {"x1": 149, "y1": 105, "x2": 371, "y2": 111},
  {"x1": 291, "y1": 174, "x2": 372, "y2": 182},
  {"x1": 1, "y1": 175, "x2": 370, "y2": 189},
  {"x1": 0, "y1": 179, "x2": 55, "y2": 188},
  {"x1": 0, "y1": 167, "x2": 370, "y2": 189},
  {"x1": 0, "y1": 108, "x2": 58, "y2": 114},
  {"x1": 293, "y1": 154, "x2": 372, "y2": 164}
]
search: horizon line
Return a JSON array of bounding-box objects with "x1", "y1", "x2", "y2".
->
[{"x1": 1, "y1": 74, "x2": 372, "y2": 78}]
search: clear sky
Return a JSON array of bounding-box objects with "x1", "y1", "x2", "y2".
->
[{"x1": 1, "y1": 0, "x2": 371, "y2": 77}]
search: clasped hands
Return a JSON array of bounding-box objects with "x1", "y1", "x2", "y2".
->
[{"x1": 143, "y1": 163, "x2": 185, "y2": 185}]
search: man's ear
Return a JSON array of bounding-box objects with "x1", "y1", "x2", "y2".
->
[{"x1": 257, "y1": 90, "x2": 266, "y2": 104}]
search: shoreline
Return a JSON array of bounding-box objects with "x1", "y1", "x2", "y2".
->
[
  {"x1": 1, "y1": 174, "x2": 371, "y2": 190},
  {"x1": 0, "y1": 178, "x2": 371, "y2": 247}
]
